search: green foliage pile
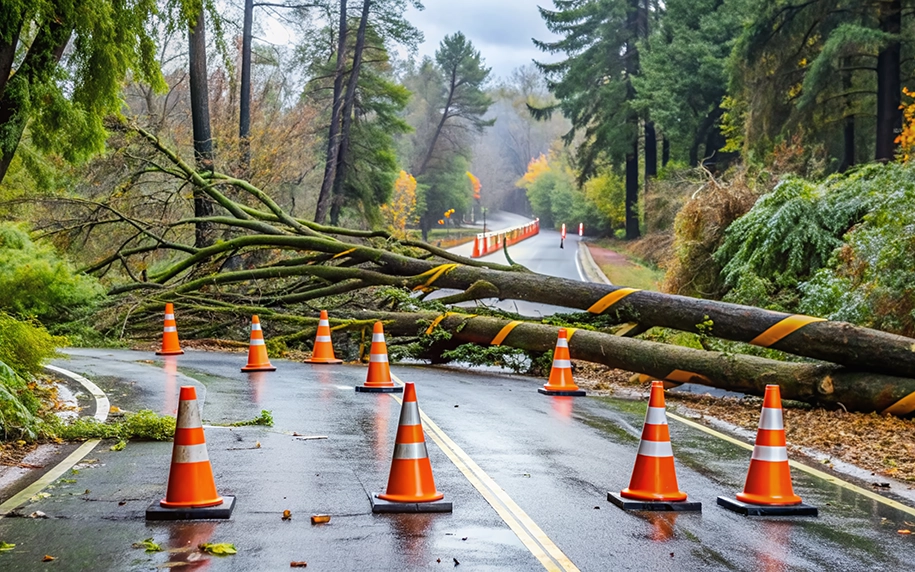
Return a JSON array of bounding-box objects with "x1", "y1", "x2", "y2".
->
[
  {"x1": 0, "y1": 223, "x2": 104, "y2": 324},
  {"x1": 0, "y1": 360, "x2": 42, "y2": 440},
  {"x1": 50, "y1": 409, "x2": 176, "y2": 442}
]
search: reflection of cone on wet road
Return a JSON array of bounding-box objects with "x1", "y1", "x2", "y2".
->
[
  {"x1": 609, "y1": 381, "x2": 700, "y2": 511},
  {"x1": 718, "y1": 385, "x2": 817, "y2": 516},
  {"x1": 147, "y1": 386, "x2": 236, "y2": 520},
  {"x1": 372, "y1": 383, "x2": 451, "y2": 513},
  {"x1": 538, "y1": 328, "x2": 585, "y2": 396},
  {"x1": 241, "y1": 315, "x2": 276, "y2": 372},
  {"x1": 306, "y1": 310, "x2": 343, "y2": 364},
  {"x1": 156, "y1": 303, "x2": 184, "y2": 356},
  {"x1": 356, "y1": 322, "x2": 402, "y2": 393}
]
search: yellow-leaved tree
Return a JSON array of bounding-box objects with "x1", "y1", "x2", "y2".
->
[
  {"x1": 518, "y1": 154, "x2": 551, "y2": 187},
  {"x1": 381, "y1": 171, "x2": 418, "y2": 238}
]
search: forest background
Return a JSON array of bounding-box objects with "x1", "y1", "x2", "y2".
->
[{"x1": 2, "y1": 0, "x2": 915, "y2": 440}]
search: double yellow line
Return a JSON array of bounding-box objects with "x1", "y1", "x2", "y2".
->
[{"x1": 389, "y1": 376, "x2": 579, "y2": 572}]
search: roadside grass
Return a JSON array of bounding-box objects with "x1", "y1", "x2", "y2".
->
[{"x1": 588, "y1": 238, "x2": 665, "y2": 291}]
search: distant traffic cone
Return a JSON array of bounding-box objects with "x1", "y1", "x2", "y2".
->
[
  {"x1": 356, "y1": 322, "x2": 402, "y2": 393},
  {"x1": 538, "y1": 328, "x2": 585, "y2": 396},
  {"x1": 241, "y1": 315, "x2": 276, "y2": 372},
  {"x1": 146, "y1": 386, "x2": 236, "y2": 520},
  {"x1": 371, "y1": 382, "x2": 451, "y2": 513},
  {"x1": 306, "y1": 310, "x2": 343, "y2": 364},
  {"x1": 608, "y1": 381, "x2": 700, "y2": 511},
  {"x1": 472, "y1": 236, "x2": 481, "y2": 258},
  {"x1": 718, "y1": 385, "x2": 817, "y2": 516},
  {"x1": 156, "y1": 303, "x2": 184, "y2": 356}
]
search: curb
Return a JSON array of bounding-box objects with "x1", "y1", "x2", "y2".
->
[
  {"x1": 0, "y1": 365, "x2": 110, "y2": 518},
  {"x1": 577, "y1": 241, "x2": 612, "y2": 285}
]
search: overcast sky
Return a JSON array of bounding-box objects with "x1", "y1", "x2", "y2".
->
[{"x1": 404, "y1": 0, "x2": 561, "y2": 81}]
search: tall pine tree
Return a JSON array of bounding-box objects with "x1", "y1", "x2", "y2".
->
[{"x1": 534, "y1": 0, "x2": 647, "y2": 239}]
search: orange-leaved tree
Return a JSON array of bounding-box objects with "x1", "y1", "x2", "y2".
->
[
  {"x1": 380, "y1": 170, "x2": 418, "y2": 238},
  {"x1": 896, "y1": 87, "x2": 915, "y2": 163}
]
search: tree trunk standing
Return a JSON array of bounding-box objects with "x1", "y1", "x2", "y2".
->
[
  {"x1": 314, "y1": 0, "x2": 348, "y2": 224},
  {"x1": 238, "y1": 0, "x2": 254, "y2": 176},
  {"x1": 418, "y1": 78, "x2": 455, "y2": 176},
  {"x1": 875, "y1": 0, "x2": 901, "y2": 162},
  {"x1": 329, "y1": 0, "x2": 373, "y2": 226},
  {"x1": 662, "y1": 137, "x2": 670, "y2": 167},
  {"x1": 644, "y1": 120, "x2": 657, "y2": 178},
  {"x1": 0, "y1": 21, "x2": 72, "y2": 185},
  {"x1": 625, "y1": 139, "x2": 640, "y2": 239},
  {"x1": 839, "y1": 56, "x2": 855, "y2": 172},
  {"x1": 188, "y1": 6, "x2": 216, "y2": 247}
]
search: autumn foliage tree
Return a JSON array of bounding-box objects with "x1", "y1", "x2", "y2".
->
[{"x1": 380, "y1": 170, "x2": 418, "y2": 238}]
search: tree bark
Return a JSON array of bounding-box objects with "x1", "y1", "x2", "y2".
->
[
  {"x1": 314, "y1": 0, "x2": 348, "y2": 224},
  {"x1": 188, "y1": 5, "x2": 216, "y2": 247},
  {"x1": 875, "y1": 0, "x2": 901, "y2": 162},
  {"x1": 354, "y1": 311, "x2": 915, "y2": 414},
  {"x1": 625, "y1": 138, "x2": 640, "y2": 239},
  {"x1": 238, "y1": 0, "x2": 254, "y2": 176},
  {"x1": 644, "y1": 120, "x2": 657, "y2": 178},
  {"x1": 329, "y1": 0, "x2": 373, "y2": 225},
  {"x1": 0, "y1": 20, "x2": 72, "y2": 185},
  {"x1": 662, "y1": 136, "x2": 670, "y2": 167}
]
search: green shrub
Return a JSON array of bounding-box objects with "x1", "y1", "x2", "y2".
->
[
  {"x1": 0, "y1": 361, "x2": 42, "y2": 440},
  {"x1": 0, "y1": 223, "x2": 104, "y2": 323},
  {"x1": 799, "y1": 164, "x2": 915, "y2": 335},
  {"x1": 51, "y1": 409, "x2": 176, "y2": 442},
  {"x1": 0, "y1": 312, "x2": 64, "y2": 378}
]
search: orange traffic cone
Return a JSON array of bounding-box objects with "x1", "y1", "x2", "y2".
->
[
  {"x1": 146, "y1": 386, "x2": 236, "y2": 520},
  {"x1": 156, "y1": 303, "x2": 184, "y2": 356},
  {"x1": 538, "y1": 328, "x2": 585, "y2": 396},
  {"x1": 241, "y1": 315, "x2": 276, "y2": 372},
  {"x1": 356, "y1": 322, "x2": 402, "y2": 393},
  {"x1": 472, "y1": 236, "x2": 481, "y2": 258},
  {"x1": 718, "y1": 385, "x2": 817, "y2": 516},
  {"x1": 306, "y1": 310, "x2": 343, "y2": 364},
  {"x1": 608, "y1": 381, "x2": 700, "y2": 511},
  {"x1": 371, "y1": 382, "x2": 451, "y2": 513}
]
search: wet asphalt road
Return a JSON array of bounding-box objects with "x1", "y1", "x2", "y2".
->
[
  {"x1": 1, "y1": 350, "x2": 913, "y2": 571},
  {"x1": 2, "y1": 216, "x2": 914, "y2": 570}
]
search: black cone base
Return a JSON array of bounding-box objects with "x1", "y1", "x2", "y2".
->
[
  {"x1": 356, "y1": 385, "x2": 403, "y2": 393},
  {"x1": 608, "y1": 491, "x2": 701, "y2": 512},
  {"x1": 370, "y1": 493, "x2": 452, "y2": 513},
  {"x1": 146, "y1": 496, "x2": 236, "y2": 521},
  {"x1": 538, "y1": 388, "x2": 586, "y2": 396},
  {"x1": 717, "y1": 496, "x2": 818, "y2": 516}
]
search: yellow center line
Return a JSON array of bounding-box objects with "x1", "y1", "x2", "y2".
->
[
  {"x1": 667, "y1": 412, "x2": 915, "y2": 517},
  {"x1": 390, "y1": 374, "x2": 578, "y2": 572}
]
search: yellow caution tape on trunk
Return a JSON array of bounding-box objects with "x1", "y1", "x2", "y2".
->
[
  {"x1": 491, "y1": 321, "x2": 522, "y2": 346},
  {"x1": 587, "y1": 288, "x2": 641, "y2": 314},
  {"x1": 749, "y1": 315, "x2": 826, "y2": 347},
  {"x1": 413, "y1": 263, "x2": 458, "y2": 292},
  {"x1": 331, "y1": 247, "x2": 357, "y2": 259},
  {"x1": 881, "y1": 391, "x2": 915, "y2": 416}
]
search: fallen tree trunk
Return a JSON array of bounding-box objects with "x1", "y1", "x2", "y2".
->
[
  {"x1": 51, "y1": 122, "x2": 915, "y2": 389},
  {"x1": 342, "y1": 311, "x2": 915, "y2": 415}
]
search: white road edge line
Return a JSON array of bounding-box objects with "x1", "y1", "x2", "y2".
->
[{"x1": 0, "y1": 365, "x2": 110, "y2": 518}]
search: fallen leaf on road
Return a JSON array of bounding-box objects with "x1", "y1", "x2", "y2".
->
[
  {"x1": 133, "y1": 538, "x2": 163, "y2": 553},
  {"x1": 110, "y1": 440, "x2": 127, "y2": 451},
  {"x1": 255, "y1": 441, "x2": 261, "y2": 448},
  {"x1": 42, "y1": 555, "x2": 56, "y2": 562},
  {"x1": 18, "y1": 463, "x2": 43, "y2": 469},
  {"x1": 282, "y1": 510, "x2": 292, "y2": 521},
  {"x1": 198, "y1": 543, "x2": 237, "y2": 555},
  {"x1": 28, "y1": 493, "x2": 50, "y2": 502},
  {"x1": 898, "y1": 529, "x2": 912, "y2": 535},
  {"x1": 290, "y1": 562, "x2": 308, "y2": 568},
  {"x1": 28, "y1": 511, "x2": 48, "y2": 519},
  {"x1": 310, "y1": 514, "x2": 330, "y2": 524},
  {"x1": 0, "y1": 542, "x2": 15, "y2": 552}
]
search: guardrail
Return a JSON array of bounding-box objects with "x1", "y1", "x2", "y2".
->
[{"x1": 471, "y1": 219, "x2": 540, "y2": 258}]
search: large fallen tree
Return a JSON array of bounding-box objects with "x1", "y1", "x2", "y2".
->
[{"x1": 38, "y1": 122, "x2": 915, "y2": 415}]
